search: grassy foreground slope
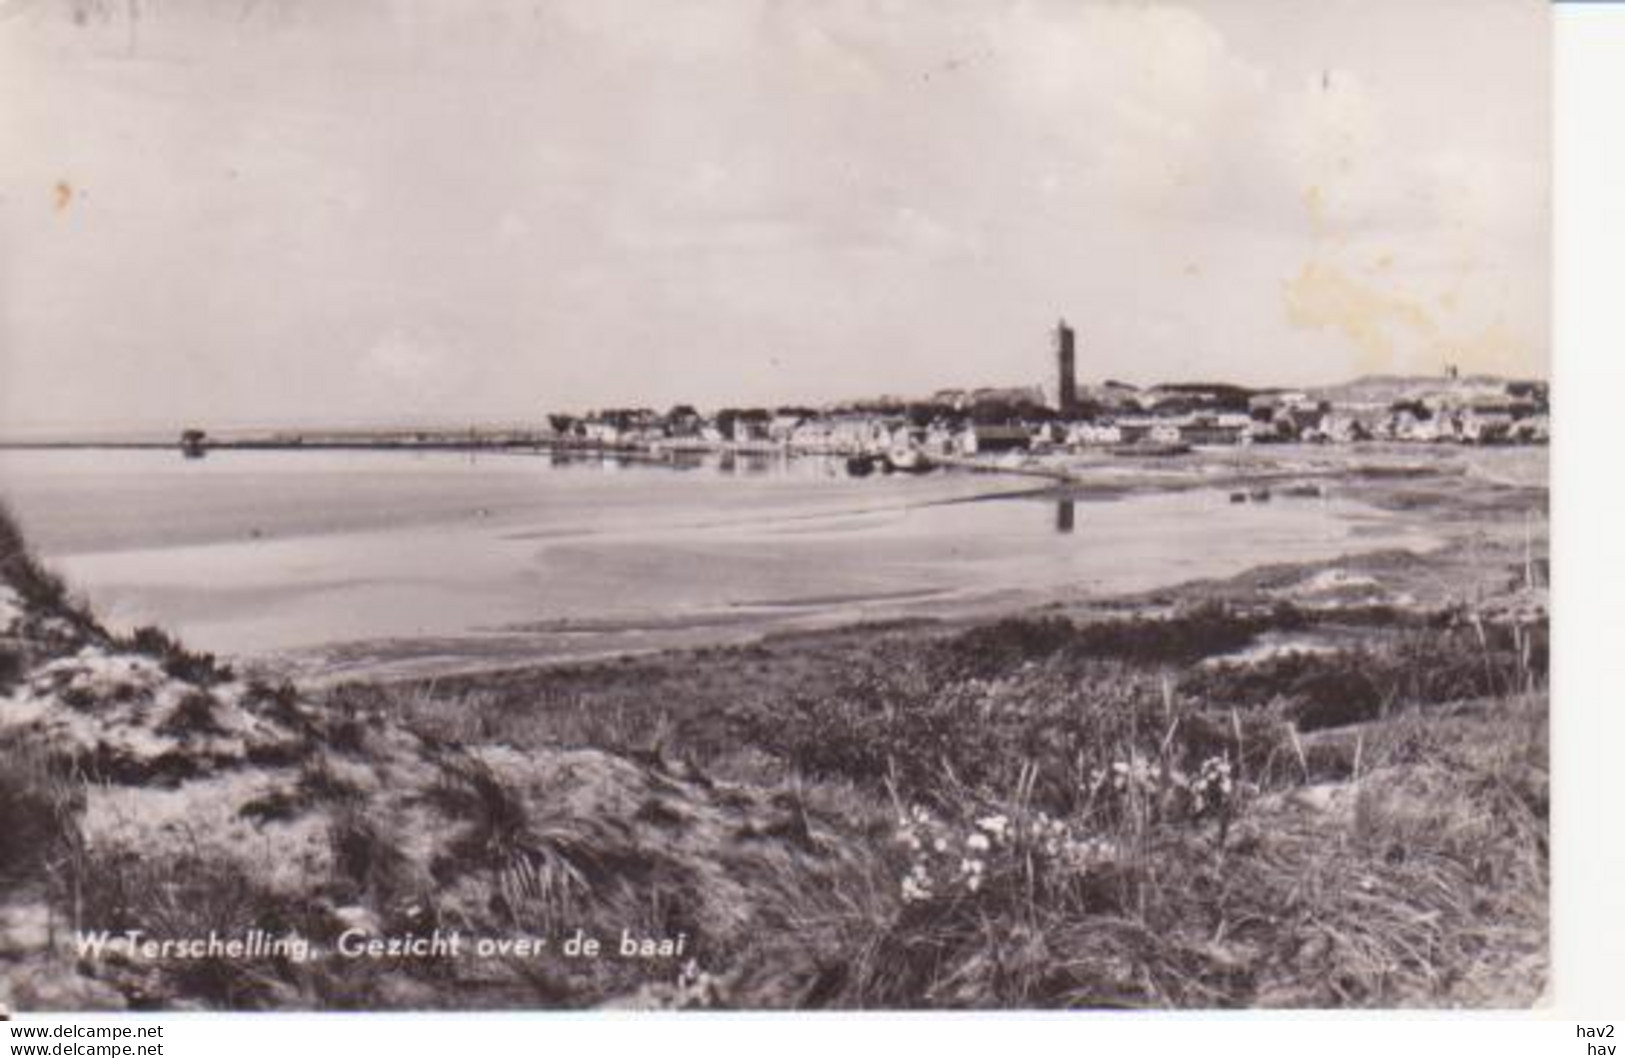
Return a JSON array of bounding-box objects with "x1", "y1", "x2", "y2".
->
[{"x1": 0, "y1": 502, "x2": 1547, "y2": 1010}]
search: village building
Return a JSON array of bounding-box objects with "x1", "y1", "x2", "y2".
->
[
  {"x1": 1068, "y1": 422, "x2": 1124, "y2": 447},
  {"x1": 958, "y1": 424, "x2": 1032, "y2": 455},
  {"x1": 768, "y1": 413, "x2": 806, "y2": 444},
  {"x1": 1178, "y1": 419, "x2": 1245, "y2": 446}
]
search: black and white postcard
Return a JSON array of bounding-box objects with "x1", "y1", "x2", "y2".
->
[{"x1": 0, "y1": 0, "x2": 1549, "y2": 1012}]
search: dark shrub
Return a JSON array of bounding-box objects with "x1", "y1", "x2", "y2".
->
[
  {"x1": 1182, "y1": 623, "x2": 1548, "y2": 732},
  {"x1": 122, "y1": 625, "x2": 234, "y2": 686},
  {"x1": 947, "y1": 616, "x2": 1079, "y2": 676},
  {"x1": 942, "y1": 603, "x2": 1310, "y2": 680},
  {"x1": 1066, "y1": 602, "x2": 1308, "y2": 666},
  {"x1": 157, "y1": 690, "x2": 226, "y2": 738},
  {"x1": 0, "y1": 645, "x2": 24, "y2": 693}
]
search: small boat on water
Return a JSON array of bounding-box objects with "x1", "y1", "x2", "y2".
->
[
  {"x1": 845, "y1": 453, "x2": 879, "y2": 477},
  {"x1": 884, "y1": 447, "x2": 934, "y2": 475}
]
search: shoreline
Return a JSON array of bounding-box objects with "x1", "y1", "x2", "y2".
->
[{"x1": 1, "y1": 442, "x2": 1539, "y2": 686}]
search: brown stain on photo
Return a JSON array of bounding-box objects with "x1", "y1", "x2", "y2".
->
[
  {"x1": 1284, "y1": 256, "x2": 1530, "y2": 378},
  {"x1": 1286, "y1": 173, "x2": 1530, "y2": 376},
  {"x1": 1301, "y1": 184, "x2": 1334, "y2": 242},
  {"x1": 1282, "y1": 260, "x2": 1438, "y2": 375},
  {"x1": 53, "y1": 180, "x2": 74, "y2": 214},
  {"x1": 1433, "y1": 319, "x2": 1529, "y2": 377}
]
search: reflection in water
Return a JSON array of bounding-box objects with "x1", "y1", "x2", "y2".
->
[
  {"x1": 716, "y1": 451, "x2": 780, "y2": 475},
  {"x1": 1055, "y1": 499, "x2": 1075, "y2": 534},
  {"x1": 735, "y1": 452, "x2": 777, "y2": 475},
  {"x1": 545, "y1": 447, "x2": 811, "y2": 477}
]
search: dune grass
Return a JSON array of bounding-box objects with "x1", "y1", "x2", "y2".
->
[{"x1": 363, "y1": 600, "x2": 1547, "y2": 1008}]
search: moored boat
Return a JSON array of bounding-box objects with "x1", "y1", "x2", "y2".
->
[
  {"x1": 845, "y1": 453, "x2": 879, "y2": 477},
  {"x1": 884, "y1": 447, "x2": 934, "y2": 474}
]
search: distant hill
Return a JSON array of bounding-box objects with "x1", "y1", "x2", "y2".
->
[{"x1": 1307, "y1": 374, "x2": 1543, "y2": 407}]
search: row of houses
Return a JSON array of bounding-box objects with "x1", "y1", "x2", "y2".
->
[{"x1": 547, "y1": 380, "x2": 1549, "y2": 457}]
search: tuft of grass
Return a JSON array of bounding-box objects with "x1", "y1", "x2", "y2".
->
[
  {"x1": 0, "y1": 736, "x2": 83, "y2": 886},
  {"x1": 67, "y1": 845, "x2": 322, "y2": 1009}
]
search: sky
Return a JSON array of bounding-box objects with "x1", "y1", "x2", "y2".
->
[{"x1": 0, "y1": 0, "x2": 1549, "y2": 433}]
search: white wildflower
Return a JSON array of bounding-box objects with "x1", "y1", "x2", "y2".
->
[{"x1": 976, "y1": 814, "x2": 1009, "y2": 837}]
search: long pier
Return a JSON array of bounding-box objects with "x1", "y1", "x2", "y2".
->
[{"x1": 0, "y1": 437, "x2": 1079, "y2": 485}]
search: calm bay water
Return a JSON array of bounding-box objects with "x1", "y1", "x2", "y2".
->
[{"x1": 0, "y1": 448, "x2": 1435, "y2": 679}]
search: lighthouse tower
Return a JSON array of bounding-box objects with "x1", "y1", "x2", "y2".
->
[{"x1": 1055, "y1": 318, "x2": 1078, "y2": 418}]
